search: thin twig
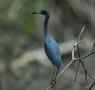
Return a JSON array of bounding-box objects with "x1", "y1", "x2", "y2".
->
[
  {"x1": 58, "y1": 48, "x2": 95, "y2": 79},
  {"x1": 73, "y1": 24, "x2": 95, "y2": 85},
  {"x1": 92, "y1": 42, "x2": 95, "y2": 51},
  {"x1": 74, "y1": 61, "x2": 80, "y2": 81},
  {"x1": 88, "y1": 81, "x2": 95, "y2": 90},
  {"x1": 78, "y1": 24, "x2": 86, "y2": 41},
  {"x1": 57, "y1": 59, "x2": 76, "y2": 78},
  {"x1": 47, "y1": 26, "x2": 95, "y2": 90},
  {"x1": 77, "y1": 44, "x2": 94, "y2": 81},
  {"x1": 72, "y1": 48, "x2": 75, "y2": 60},
  {"x1": 47, "y1": 34, "x2": 95, "y2": 90},
  {"x1": 46, "y1": 50, "x2": 95, "y2": 90},
  {"x1": 46, "y1": 47, "x2": 95, "y2": 90},
  {"x1": 75, "y1": 43, "x2": 94, "y2": 89},
  {"x1": 74, "y1": 24, "x2": 86, "y2": 82},
  {"x1": 74, "y1": 40, "x2": 86, "y2": 47},
  {"x1": 74, "y1": 44, "x2": 81, "y2": 82},
  {"x1": 86, "y1": 42, "x2": 95, "y2": 90},
  {"x1": 57, "y1": 51, "x2": 95, "y2": 79},
  {"x1": 85, "y1": 70, "x2": 88, "y2": 90},
  {"x1": 47, "y1": 85, "x2": 53, "y2": 90},
  {"x1": 47, "y1": 59, "x2": 76, "y2": 90}
]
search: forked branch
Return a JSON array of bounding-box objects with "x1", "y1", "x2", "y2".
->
[{"x1": 46, "y1": 24, "x2": 95, "y2": 90}]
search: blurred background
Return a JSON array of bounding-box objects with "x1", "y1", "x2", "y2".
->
[{"x1": 0, "y1": 0, "x2": 95, "y2": 90}]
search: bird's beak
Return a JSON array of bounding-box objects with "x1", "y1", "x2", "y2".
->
[{"x1": 32, "y1": 12, "x2": 40, "y2": 14}]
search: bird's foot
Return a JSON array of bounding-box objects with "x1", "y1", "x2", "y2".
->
[{"x1": 50, "y1": 80, "x2": 56, "y2": 88}]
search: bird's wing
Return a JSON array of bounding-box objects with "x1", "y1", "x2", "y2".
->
[{"x1": 44, "y1": 36, "x2": 62, "y2": 68}]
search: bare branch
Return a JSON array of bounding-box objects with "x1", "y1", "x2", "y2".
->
[
  {"x1": 74, "y1": 24, "x2": 86, "y2": 82},
  {"x1": 92, "y1": 42, "x2": 95, "y2": 51},
  {"x1": 74, "y1": 61, "x2": 80, "y2": 82},
  {"x1": 57, "y1": 59, "x2": 76, "y2": 79},
  {"x1": 72, "y1": 47, "x2": 75, "y2": 60},
  {"x1": 58, "y1": 45, "x2": 95, "y2": 80},
  {"x1": 74, "y1": 40, "x2": 86, "y2": 47},
  {"x1": 46, "y1": 49, "x2": 95, "y2": 90},
  {"x1": 74, "y1": 43, "x2": 93, "y2": 86},
  {"x1": 88, "y1": 81, "x2": 95, "y2": 90},
  {"x1": 47, "y1": 59, "x2": 76, "y2": 90},
  {"x1": 78, "y1": 24, "x2": 86, "y2": 41}
]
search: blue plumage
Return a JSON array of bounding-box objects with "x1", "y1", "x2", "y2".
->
[
  {"x1": 32, "y1": 10, "x2": 62, "y2": 86},
  {"x1": 44, "y1": 34, "x2": 61, "y2": 69}
]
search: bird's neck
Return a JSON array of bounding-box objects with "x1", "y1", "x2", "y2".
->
[{"x1": 44, "y1": 15, "x2": 49, "y2": 36}]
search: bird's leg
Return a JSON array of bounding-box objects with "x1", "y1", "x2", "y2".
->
[
  {"x1": 50, "y1": 68, "x2": 59, "y2": 88},
  {"x1": 50, "y1": 66, "x2": 56, "y2": 85},
  {"x1": 52, "y1": 68, "x2": 59, "y2": 85}
]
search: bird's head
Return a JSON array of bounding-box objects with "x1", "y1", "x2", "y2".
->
[{"x1": 32, "y1": 10, "x2": 49, "y2": 17}]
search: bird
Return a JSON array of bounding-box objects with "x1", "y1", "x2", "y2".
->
[{"x1": 32, "y1": 10, "x2": 62, "y2": 86}]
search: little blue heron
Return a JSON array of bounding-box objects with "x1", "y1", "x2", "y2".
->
[{"x1": 32, "y1": 10, "x2": 62, "y2": 86}]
